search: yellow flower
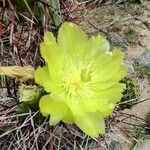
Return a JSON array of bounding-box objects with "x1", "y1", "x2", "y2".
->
[{"x1": 35, "y1": 22, "x2": 127, "y2": 137}]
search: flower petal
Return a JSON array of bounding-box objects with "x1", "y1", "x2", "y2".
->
[
  {"x1": 98, "y1": 49, "x2": 125, "y2": 81},
  {"x1": 81, "y1": 83, "x2": 125, "y2": 116},
  {"x1": 88, "y1": 68, "x2": 126, "y2": 92},
  {"x1": 97, "y1": 100, "x2": 115, "y2": 117},
  {"x1": 40, "y1": 32, "x2": 57, "y2": 64},
  {"x1": 40, "y1": 94, "x2": 66, "y2": 117},
  {"x1": 83, "y1": 35, "x2": 110, "y2": 58},
  {"x1": 49, "y1": 114, "x2": 63, "y2": 125},
  {"x1": 75, "y1": 112, "x2": 105, "y2": 137},
  {"x1": 98, "y1": 83, "x2": 125, "y2": 103},
  {"x1": 39, "y1": 94, "x2": 73, "y2": 124},
  {"x1": 34, "y1": 66, "x2": 51, "y2": 92},
  {"x1": 58, "y1": 22, "x2": 88, "y2": 55},
  {"x1": 40, "y1": 32, "x2": 64, "y2": 79},
  {"x1": 81, "y1": 97, "x2": 114, "y2": 117},
  {"x1": 92, "y1": 49, "x2": 126, "y2": 82}
]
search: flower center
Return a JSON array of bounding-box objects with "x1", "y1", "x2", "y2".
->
[
  {"x1": 61, "y1": 68, "x2": 91, "y2": 96},
  {"x1": 69, "y1": 78, "x2": 81, "y2": 93},
  {"x1": 81, "y1": 69, "x2": 91, "y2": 82}
]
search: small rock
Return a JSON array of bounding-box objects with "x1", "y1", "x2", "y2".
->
[
  {"x1": 138, "y1": 49, "x2": 150, "y2": 66},
  {"x1": 107, "y1": 32, "x2": 128, "y2": 51},
  {"x1": 108, "y1": 140, "x2": 122, "y2": 150}
]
